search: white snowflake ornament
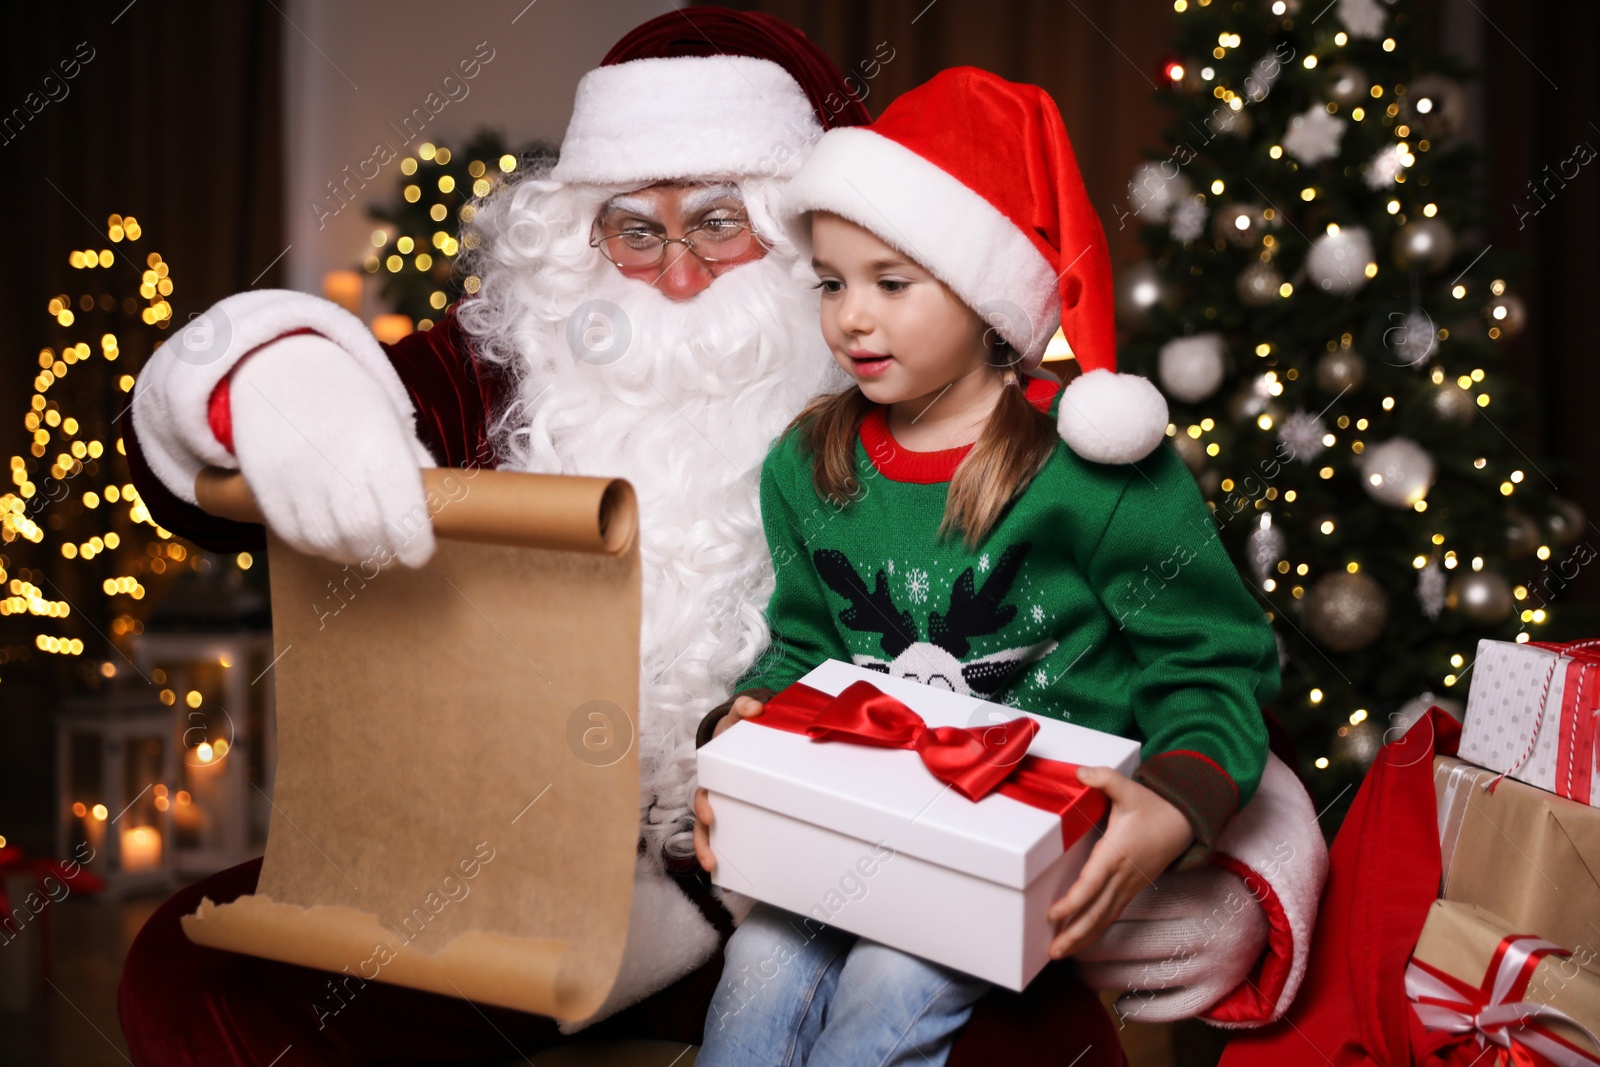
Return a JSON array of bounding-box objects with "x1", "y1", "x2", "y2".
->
[
  {"x1": 1170, "y1": 196, "x2": 1207, "y2": 243},
  {"x1": 1277, "y1": 409, "x2": 1328, "y2": 463},
  {"x1": 1365, "y1": 143, "x2": 1407, "y2": 189},
  {"x1": 1339, "y1": 0, "x2": 1388, "y2": 39},
  {"x1": 1417, "y1": 561, "x2": 1447, "y2": 619},
  {"x1": 1283, "y1": 105, "x2": 1348, "y2": 165}
]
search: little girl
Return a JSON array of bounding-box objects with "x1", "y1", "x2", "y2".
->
[{"x1": 692, "y1": 67, "x2": 1279, "y2": 1067}]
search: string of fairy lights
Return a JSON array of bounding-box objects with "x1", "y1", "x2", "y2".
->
[{"x1": 364, "y1": 141, "x2": 526, "y2": 328}]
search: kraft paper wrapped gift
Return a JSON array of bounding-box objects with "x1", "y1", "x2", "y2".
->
[
  {"x1": 697, "y1": 658, "x2": 1140, "y2": 991},
  {"x1": 1459, "y1": 638, "x2": 1600, "y2": 807},
  {"x1": 1408, "y1": 900, "x2": 1600, "y2": 1062},
  {"x1": 1433, "y1": 756, "x2": 1600, "y2": 975}
]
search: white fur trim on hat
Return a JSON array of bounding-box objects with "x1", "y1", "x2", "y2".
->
[
  {"x1": 1056, "y1": 368, "x2": 1169, "y2": 464},
  {"x1": 550, "y1": 56, "x2": 823, "y2": 185},
  {"x1": 781, "y1": 127, "x2": 1061, "y2": 366}
]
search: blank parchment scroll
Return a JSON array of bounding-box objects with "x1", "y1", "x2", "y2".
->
[{"x1": 179, "y1": 466, "x2": 641, "y2": 1022}]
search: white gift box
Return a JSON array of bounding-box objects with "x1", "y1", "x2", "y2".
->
[
  {"x1": 1459, "y1": 638, "x2": 1600, "y2": 807},
  {"x1": 697, "y1": 659, "x2": 1141, "y2": 990}
]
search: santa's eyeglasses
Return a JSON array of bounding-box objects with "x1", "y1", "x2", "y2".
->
[{"x1": 589, "y1": 216, "x2": 765, "y2": 269}]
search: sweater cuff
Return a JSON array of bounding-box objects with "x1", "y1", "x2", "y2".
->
[
  {"x1": 695, "y1": 687, "x2": 778, "y2": 749},
  {"x1": 1133, "y1": 749, "x2": 1241, "y2": 872}
]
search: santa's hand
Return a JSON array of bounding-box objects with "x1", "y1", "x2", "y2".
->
[
  {"x1": 693, "y1": 695, "x2": 765, "y2": 873},
  {"x1": 1046, "y1": 766, "x2": 1194, "y2": 960},
  {"x1": 230, "y1": 333, "x2": 438, "y2": 568},
  {"x1": 1075, "y1": 863, "x2": 1268, "y2": 1025}
]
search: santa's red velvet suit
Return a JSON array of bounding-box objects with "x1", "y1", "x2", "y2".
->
[{"x1": 116, "y1": 11, "x2": 1328, "y2": 1065}]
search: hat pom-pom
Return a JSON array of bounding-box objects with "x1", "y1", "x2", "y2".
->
[{"x1": 1056, "y1": 369, "x2": 1170, "y2": 464}]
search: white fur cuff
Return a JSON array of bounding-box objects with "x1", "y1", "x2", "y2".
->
[{"x1": 130, "y1": 289, "x2": 418, "y2": 505}]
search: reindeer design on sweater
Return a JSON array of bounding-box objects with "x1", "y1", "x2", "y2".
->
[{"x1": 812, "y1": 542, "x2": 1059, "y2": 697}]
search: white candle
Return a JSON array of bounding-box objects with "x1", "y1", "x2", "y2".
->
[{"x1": 120, "y1": 825, "x2": 161, "y2": 873}]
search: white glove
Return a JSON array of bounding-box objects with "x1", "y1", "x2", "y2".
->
[
  {"x1": 229, "y1": 333, "x2": 437, "y2": 568},
  {"x1": 1075, "y1": 862, "x2": 1268, "y2": 1026}
]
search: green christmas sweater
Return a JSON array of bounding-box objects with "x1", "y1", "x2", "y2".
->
[{"x1": 720, "y1": 376, "x2": 1279, "y2": 867}]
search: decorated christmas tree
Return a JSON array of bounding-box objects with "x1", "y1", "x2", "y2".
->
[
  {"x1": 0, "y1": 214, "x2": 252, "y2": 689},
  {"x1": 1116, "y1": 0, "x2": 1585, "y2": 818},
  {"x1": 363, "y1": 130, "x2": 555, "y2": 327}
]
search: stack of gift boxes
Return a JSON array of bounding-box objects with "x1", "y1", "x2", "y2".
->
[{"x1": 1415, "y1": 638, "x2": 1600, "y2": 1061}]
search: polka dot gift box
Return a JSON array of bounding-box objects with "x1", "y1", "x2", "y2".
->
[{"x1": 1459, "y1": 638, "x2": 1600, "y2": 807}]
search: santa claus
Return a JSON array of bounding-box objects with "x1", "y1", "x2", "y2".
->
[{"x1": 118, "y1": 10, "x2": 1325, "y2": 1065}]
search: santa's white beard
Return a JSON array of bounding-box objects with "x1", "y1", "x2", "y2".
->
[{"x1": 473, "y1": 248, "x2": 848, "y2": 866}]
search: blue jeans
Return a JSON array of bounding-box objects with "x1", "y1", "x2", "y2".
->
[{"x1": 697, "y1": 902, "x2": 990, "y2": 1067}]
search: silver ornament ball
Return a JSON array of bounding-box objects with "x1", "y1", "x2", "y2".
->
[
  {"x1": 1504, "y1": 513, "x2": 1541, "y2": 559},
  {"x1": 1158, "y1": 333, "x2": 1228, "y2": 403},
  {"x1": 1430, "y1": 382, "x2": 1477, "y2": 425},
  {"x1": 1547, "y1": 497, "x2": 1586, "y2": 547},
  {"x1": 1306, "y1": 226, "x2": 1374, "y2": 295},
  {"x1": 1360, "y1": 438, "x2": 1435, "y2": 508}
]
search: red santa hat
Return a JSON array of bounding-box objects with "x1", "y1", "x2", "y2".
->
[
  {"x1": 782, "y1": 67, "x2": 1170, "y2": 465},
  {"x1": 549, "y1": 10, "x2": 870, "y2": 186}
]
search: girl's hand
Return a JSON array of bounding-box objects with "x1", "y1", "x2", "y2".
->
[
  {"x1": 692, "y1": 696, "x2": 766, "y2": 873},
  {"x1": 1045, "y1": 765, "x2": 1195, "y2": 960}
]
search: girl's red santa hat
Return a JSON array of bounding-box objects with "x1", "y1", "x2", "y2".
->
[
  {"x1": 782, "y1": 66, "x2": 1170, "y2": 464},
  {"x1": 550, "y1": 9, "x2": 870, "y2": 186}
]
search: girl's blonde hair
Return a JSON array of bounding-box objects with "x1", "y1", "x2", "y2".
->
[{"x1": 783, "y1": 343, "x2": 1059, "y2": 551}]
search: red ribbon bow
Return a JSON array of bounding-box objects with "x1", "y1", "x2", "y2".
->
[
  {"x1": 750, "y1": 680, "x2": 1109, "y2": 848},
  {"x1": 1407, "y1": 931, "x2": 1600, "y2": 1066}
]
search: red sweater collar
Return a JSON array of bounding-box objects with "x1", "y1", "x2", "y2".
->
[{"x1": 860, "y1": 376, "x2": 1061, "y2": 484}]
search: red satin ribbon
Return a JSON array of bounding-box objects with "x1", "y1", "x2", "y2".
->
[
  {"x1": 751, "y1": 680, "x2": 1109, "y2": 849},
  {"x1": 1531, "y1": 641, "x2": 1600, "y2": 805},
  {"x1": 1407, "y1": 930, "x2": 1600, "y2": 1066}
]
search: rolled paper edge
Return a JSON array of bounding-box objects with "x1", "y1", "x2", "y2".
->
[
  {"x1": 193, "y1": 467, "x2": 638, "y2": 557},
  {"x1": 180, "y1": 893, "x2": 602, "y2": 1021}
]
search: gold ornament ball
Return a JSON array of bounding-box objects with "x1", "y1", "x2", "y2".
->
[
  {"x1": 1237, "y1": 260, "x2": 1285, "y2": 308},
  {"x1": 1401, "y1": 74, "x2": 1465, "y2": 141},
  {"x1": 1326, "y1": 62, "x2": 1368, "y2": 108},
  {"x1": 1316, "y1": 350, "x2": 1366, "y2": 394},
  {"x1": 1393, "y1": 218, "x2": 1457, "y2": 274},
  {"x1": 1214, "y1": 203, "x2": 1273, "y2": 248},
  {"x1": 1303, "y1": 571, "x2": 1389, "y2": 653},
  {"x1": 1446, "y1": 570, "x2": 1514, "y2": 625},
  {"x1": 1484, "y1": 293, "x2": 1527, "y2": 338},
  {"x1": 1333, "y1": 719, "x2": 1383, "y2": 769},
  {"x1": 1117, "y1": 261, "x2": 1176, "y2": 332}
]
